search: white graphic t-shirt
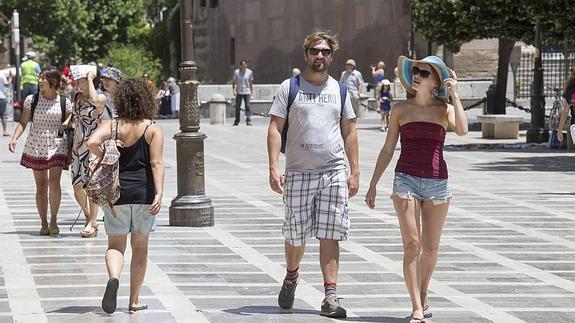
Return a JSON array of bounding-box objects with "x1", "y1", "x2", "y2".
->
[{"x1": 269, "y1": 76, "x2": 355, "y2": 172}]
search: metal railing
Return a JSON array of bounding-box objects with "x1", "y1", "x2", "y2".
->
[{"x1": 516, "y1": 50, "x2": 575, "y2": 99}]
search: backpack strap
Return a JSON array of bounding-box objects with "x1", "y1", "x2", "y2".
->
[
  {"x1": 111, "y1": 119, "x2": 118, "y2": 141},
  {"x1": 60, "y1": 95, "x2": 67, "y2": 123},
  {"x1": 30, "y1": 93, "x2": 40, "y2": 122},
  {"x1": 339, "y1": 82, "x2": 347, "y2": 120},
  {"x1": 280, "y1": 76, "x2": 300, "y2": 154}
]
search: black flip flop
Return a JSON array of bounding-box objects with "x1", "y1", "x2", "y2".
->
[
  {"x1": 410, "y1": 314, "x2": 426, "y2": 323},
  {"x1": 129, "y1": 304, "x2": 148, "y2": 313},
  {"x1": 423, "y1": 305, "x2": 432, "y2": 318},
  {"x1": 102, "y1": 278, "x2": 119, "y2": 314}
]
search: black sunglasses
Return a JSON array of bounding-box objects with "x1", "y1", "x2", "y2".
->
[
  {"x1": 412, "y1": 66, "x2": 432, "y2": 78},
  {"x1": 307, "y1": 47, "x2": 332, "y2": 56}
]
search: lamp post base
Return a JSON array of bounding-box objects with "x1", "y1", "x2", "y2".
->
[
  {"x1": 526, "y1": 128, "x2": 549, "y2": 144},
  {"x1": 169, "y1": 195, "x2": 214, "y2": 227}
]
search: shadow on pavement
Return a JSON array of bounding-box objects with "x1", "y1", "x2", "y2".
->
[
  {"x1": 47, "y1": 305, "x2": 107, "y2": 315},
  {"x1": 472, "y1": 155, "x2": 574, "y2": 172},
  {"x1": 444, "y1": 143, "x2": 573, "y2": 153},
  {"x1": 345, "y1": 317, "x2": 408, "y2": 322},
  {"x1": 223, "y1": 305, "x2": 318, "y2": 316},
  {"x1": 223, "y1": 306, "x2": 407, "y2": 322}
]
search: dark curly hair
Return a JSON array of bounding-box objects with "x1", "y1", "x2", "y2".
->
[{"x1": 114, "y1": 78, "x2": 157, "y2": 120}]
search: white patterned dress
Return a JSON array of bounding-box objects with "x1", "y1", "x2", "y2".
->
[
  {"x1": 21, "y1": 95, "x2": 72, "y2": 170},
  {"x1": 70, "y1": 97, "x2": 102, "y2": 185}
]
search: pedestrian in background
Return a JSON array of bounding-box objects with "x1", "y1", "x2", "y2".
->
[
  {"x1": 232, "y1": 60, "x2": 254, "y2": 126},
  {"x1": 87, "y1": 78, "x2": 164, "y2": 315},
  {"x1": 100, "y1": 67, "x2": 123, "y2": 120},
  {"x1": 143, "y1": 73, "x2": 154, "y2": 89},
  {"x1": 167, "y1": 77, "x2": 180, "y2": 118},
  {"x1": 557, "y1": 69, "x2": 575, "y2": 144},
  {"x1": 339, "y1": 59, "x2": 364, "y2": 114},
  {"x1": 0, "y1": 70, "x2": 11, "y2": 136},
  {"x1": 155, "y1": 81, "x2": 171, "y2": 118},
  {"x1": 291, "y1": 67, "x2": 301, "y2": 77},
  {"x1": 371, "y1": 61, "x2": 386, "y2": 98},
  {"x1": 70, "y1": 65, "x2": 107, "y2": 238},
  {"x1": 8, "y1": 67, "x2": 73, "y2": 237},
  {"x1": 378, "y1": 79, "x2": 393, "y2": 131},
  {"x1": 267, "y1": 30, "x2": 358, "y2": 319},
  {"x1": 365, "y1": 56, "x2": 467, "y2": 323},
  {"x1": 20, "y1": 51, "x2": 41, "y2": 101}
]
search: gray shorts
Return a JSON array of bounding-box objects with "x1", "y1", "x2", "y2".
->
[
  {"x1": 391, "y1": 172, "x2": 452, "y2": 205},
  {"x1": 103, "y1": 204, "x2": 157, "y2": 235},
  {"x1": 282, "y1": 169, "x2": 350, "y2": 246}
]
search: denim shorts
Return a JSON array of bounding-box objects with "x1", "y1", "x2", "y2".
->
[
  {"x1": 391, "y1": 172, "x2": 452, "y2": 205},
  {"x1": 103, "y1": 204, "x2": 157, "y2": 235}
]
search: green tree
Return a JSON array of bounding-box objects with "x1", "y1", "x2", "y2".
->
[
  {"x1": 148, "y1": 1, "x2": 180, "y2": 79},
  {"x1": 410, "y1": 0, "x2": 575, "y2": 114},
  {"x1": 101, "y1": 44, "x2": 162, "y2": 84},
  {"x1": 0, "y1": 0, "x2": 148, "y2": 66}
]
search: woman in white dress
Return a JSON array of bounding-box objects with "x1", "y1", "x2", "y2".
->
[{"x1": 9, "y1": 67, "x2": 73, "y2": 236}]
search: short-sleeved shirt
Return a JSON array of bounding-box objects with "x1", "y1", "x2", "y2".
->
[
  {"x1": 340, "y1": 70, "x2": 364, "y2": 97},
  {"x1": 0, "y1": 73, "x2": 7, "y2": 99},
  {"x1": 269, "y1": 76, "x2": 356, "y2": 172},
  {"x1": 372, "y1": 70, "x2": 385, "y2": 85},
  {"x1": 101, "y1": 92, "x2": 117, "y2": 120},
  {"x1": 233, "y1": 68, "x2": 253, "y2": 95}
]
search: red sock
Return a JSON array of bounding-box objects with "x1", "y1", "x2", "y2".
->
[
  {"x1": 324, "y1": 281, "x2": 337, "y2": 297},
  {"x1": 286, "y1": 267, "x2": 299, "y2": 282}
]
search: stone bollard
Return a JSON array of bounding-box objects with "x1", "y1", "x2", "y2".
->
[
  {"x1": 356, "y1": 93, "x2": 370, "y2": 118},
  {"x1": 209, "y1": 93, "x2": 227, "y2": 125}
]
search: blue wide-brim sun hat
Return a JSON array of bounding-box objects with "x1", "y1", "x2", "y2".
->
[{"x1": 397, "y1": 55, "x2": 453, "y2": 102}]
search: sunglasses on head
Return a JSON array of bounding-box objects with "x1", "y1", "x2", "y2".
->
[
  {"x1": 412, "y1": 66, "x2": 432, "y2": 78},
  {"x1": 307, "y1": 47, "x2": 332, "y2": 56}
]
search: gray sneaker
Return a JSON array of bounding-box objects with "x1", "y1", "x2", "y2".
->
[
  {"x1": 320, "y1": 296, "x2": 347, "y2": 318},
  {"x1": 278, "y1": 278, "x2": 298, "y2": 309}
]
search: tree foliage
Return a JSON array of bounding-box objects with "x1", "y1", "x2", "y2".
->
[
  {"x1": 411, "y1": 0, "x2": 575, "y2": 52},
  {"x1": 410, "y1": 0, "x2": 575, "y2": 114},
  {"x1": 101, "y1": 44, "x2": 162, "y2": 84},
  {"x1": 0, "y1": 0, "x2": 148, "y2": 66}
]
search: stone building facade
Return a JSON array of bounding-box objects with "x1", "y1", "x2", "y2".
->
[{"x1": 191, "y1": 0, "x2": 423, "y2": 84}]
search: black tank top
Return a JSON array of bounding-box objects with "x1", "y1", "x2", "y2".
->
[{"x1": 115, "y1": 122, "x2": 155, "y2": 205}]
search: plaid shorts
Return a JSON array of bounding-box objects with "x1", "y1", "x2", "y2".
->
[{"x1": 282, "y1": 169, "x2": 350, "y2": 246}]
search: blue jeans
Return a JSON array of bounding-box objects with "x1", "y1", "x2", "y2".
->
[
  {"x1": 22, "y1": 83, "x2": 38, "y2": 102},
  {"x1": 234, "y1": 94, "x2": 251, "y2": 124}
]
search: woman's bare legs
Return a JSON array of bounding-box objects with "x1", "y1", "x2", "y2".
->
[
  {"x1": 393, "y1": 195, "x2": 424, "y2": 320},
  {"x1": 129, "y1": 233, "x2": 149, "y2": 309},
  {"x1": 47, "y1": 167, "x2": 63, "y2": 230},
  {"x1": 32, "y1": 170, "x2": 49, "y2": 231},
  {"x1": 72, "y1": 184, "x2": 98, "y2": 236},
  {"x1": 419, "y1": 200, "x2": 449, "y2": 317}
]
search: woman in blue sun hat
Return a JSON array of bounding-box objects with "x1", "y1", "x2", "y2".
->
[{"x1": 365, "y1": 55, "x2": 468, "y2": 323}]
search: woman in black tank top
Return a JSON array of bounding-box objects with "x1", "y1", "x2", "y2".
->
[{"x1": 87, "y1": 78, "x2": 165, "y2": 314}]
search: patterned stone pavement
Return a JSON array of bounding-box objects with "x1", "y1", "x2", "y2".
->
[{"x1": 0, "y1": 116, "x2": 574, "y2": 323}]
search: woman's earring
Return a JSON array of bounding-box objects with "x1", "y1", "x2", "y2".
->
[{"x1": 430, "y1": 88, "x2": 438, "y2": 96}]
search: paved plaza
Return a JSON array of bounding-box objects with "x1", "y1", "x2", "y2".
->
[{"x1": 0, "y1": 115, "x2": 574, "y2": 323}]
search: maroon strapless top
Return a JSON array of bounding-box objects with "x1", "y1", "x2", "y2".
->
[{"x1": 395, "y1": 122, "x2": 448, "y2": 179}]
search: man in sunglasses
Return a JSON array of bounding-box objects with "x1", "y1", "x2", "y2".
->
[
  {"x1": 339, "y1": 58, "x2": 365, "y2": 114},
  {"x1": 267, "y1": 30, "x2": 359, "y2": 319}
]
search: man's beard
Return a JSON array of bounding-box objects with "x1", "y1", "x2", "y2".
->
[{"x1": 309, "y1": 60, "x2": 328, "y2": 72}]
